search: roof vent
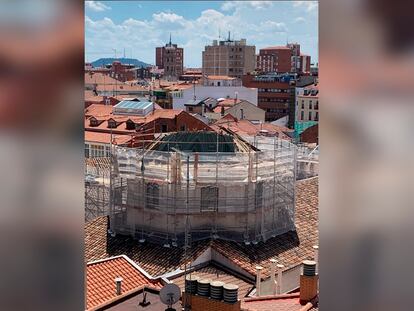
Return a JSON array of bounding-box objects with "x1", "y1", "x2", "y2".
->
[
  {"x1": 303, "y1": 260, "x2": 316, "y2": 276},
  {"x1": 196, "y1": 279, "x2": 211, "y2": 297},
  {"x1": 210, "y1": 281, "x2": 224, "y2": 300},
  {"x1": 185, "y1": 275, "x2": 199, "y2": 295},
  {"x1": 223, "y1": 284, "x2": 238, "y2": 304}
]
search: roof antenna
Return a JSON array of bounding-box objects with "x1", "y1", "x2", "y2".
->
[
  {"x1": 228, "y1": 31, "x2": 230, "y2": 41},
  {"x1": 169, "y1": 32, "x2": 172, "y2": 45}
]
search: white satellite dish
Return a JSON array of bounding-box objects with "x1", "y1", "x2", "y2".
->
[{"x1": 160, "y1": 283, "x2": 181, "y2": 307}]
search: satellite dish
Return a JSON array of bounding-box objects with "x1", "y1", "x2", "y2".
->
[{"x1": 160, "y1": 283, "x2": 181, "y2": 307}]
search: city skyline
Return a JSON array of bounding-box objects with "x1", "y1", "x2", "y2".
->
[{"x1": 85, "y1": 1, "x2": 318, "y2": 67}]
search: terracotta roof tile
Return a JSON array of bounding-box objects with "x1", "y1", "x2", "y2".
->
[
  {"x1": 242, "y1": 293, "x2": 306, "y2": 311},
  {"x1": 86, "y1": 256, "x2": 162, "y2": 310}
]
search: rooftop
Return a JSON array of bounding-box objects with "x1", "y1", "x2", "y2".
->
[
  {"x1": 86, "y1": 255, "x2": 163, "y2": 310},
  {"x1": 169, "y1": 262, "x2": 254, "y2": 300},
  {"x1": 241, "y1": 293, "x2": 318, "y2": 311},
  {"x1": 85, "y1": 177, "x2": 318, "y2": 278}
]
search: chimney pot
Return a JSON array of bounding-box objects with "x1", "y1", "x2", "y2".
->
[
  {"x1": 300, "y1": 260, "x2": 318, "y2": 304},
  {"x1": 115, "y1": 277, "x2": 123, "y2": 295},
  {"x1": 269, "y1": 259, "x2": 277, "y2": 295},
  {"x1": 276, "y1": 264, "x2": 284, "y2": 294},
  {"x1": 255, "y1": 266, "x2": 263, "y2": 297}
]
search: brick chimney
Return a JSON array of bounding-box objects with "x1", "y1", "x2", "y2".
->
[
  {"x1": 299, "y1": 260, "x2": 318, "y2": 305},
  {"x1": 182, "y1": 277, "x2": 241, "y2": 311}
]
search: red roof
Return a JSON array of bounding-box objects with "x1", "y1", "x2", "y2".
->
[
  {"x1": 86, "y1": 255, "x2": 162, "y2": 310},
  {"x1": 85, "y1": 131, "x2": 132, "y2": 145},
  {"x1": 262, "y1": 46, "x2": 291, "y2": 50},
  {"x1": 85, "y1": 72, "x2": 121, "y2": 85},
  {"x1": 205, "y1": 75, "x2": 237, "y2": 80},
  {"x1": 242, "y1": 293, "x2": 317, "y2": 311},
  {"x1": 212, "y1": 117, "x2": 292, "y2": 140}
]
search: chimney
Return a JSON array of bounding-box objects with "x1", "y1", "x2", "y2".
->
[
  {"x1": 255, "y1": 266, "x2": 263, "y2": 297},
  {"x1": 276, "y1": 264, "x2": 284, "y2": 294},
  {"x1": 299, "y1": 260, "x2": 318, "y2": 305},
  {"x1": 269, "y1": 259, "x2": 277, "y2": 295},
  {"x1": 313, "y1": 245, "x2": 319, "y2": 273},
  {"x1": 115, "y1": 277, "x2": 123, "y2": 295},
  {"x1": 221, "y1": 105, "x2": 225, "y2": 117}
]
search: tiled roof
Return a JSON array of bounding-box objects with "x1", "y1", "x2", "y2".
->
[
  {"x1": 85, "y1": 73, "x2": 121, "y2": 85},
  {"x1": 85, "y1": 178, "x2": 318, "y2": 278},
  {"x1": 212, "y1": 117, "x2": 293, "y2": 141},
  {"x1": 242, "y1": 293, "x2": 317, "y2": 311},
  {"x1": 169, "y1": 263, "x2": 254, "y2": 299},
  {"x1": 86, "y1": 255, "x2": 162, "y2": 310},
  {"x1": 262, "y1": 46, "x2": 291, "y2": 50},
  {"x1": 205, "y1": 75, "x2": 237, "y2": 80},
  {"x1": 85, "y1": 131, "x2": 132, "y2": 145}
]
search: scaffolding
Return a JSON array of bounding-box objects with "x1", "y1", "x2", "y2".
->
[
  {"x1": 85, "y1": 158, "x2": 111, "y2": 222},
  {"x1": 109, "y1": 132, "x2": 296, "y2": 246}
]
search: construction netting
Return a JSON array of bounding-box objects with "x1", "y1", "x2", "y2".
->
[{"x1": 109, "y1": 136, "x2": 296, "y2": 246}]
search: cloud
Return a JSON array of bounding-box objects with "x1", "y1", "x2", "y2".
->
[
  {"x1": 292, "y1": 1, "x2": 318, "y2": 12},
  {"x1": 85, "y1": 1, "x2": 111, "y2": 12},
  {"x1": 221, "y1": 1, "x2": 273, "y2": 12},
  {"x1": 294, "y1": 17, "x2": 306, "y2": 23},
  {"x1": 85, "y1": 4, "x2": 318, "y2": 67}
]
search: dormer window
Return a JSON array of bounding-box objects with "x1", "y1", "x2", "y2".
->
[
  {"x1": 108, "y1": 118, "x2": 117, "y2": 129},
  {"x1": 89, "y1": 117, "x2": 99, "y2": 127},
  {"x1": 126, "y1": 119, "x2": 135, "y2": 130}
]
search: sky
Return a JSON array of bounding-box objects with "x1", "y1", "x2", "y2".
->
[{"x1": 85, "y1": 1, "x2": 318, "y2": 67}]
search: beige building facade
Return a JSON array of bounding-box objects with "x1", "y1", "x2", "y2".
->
[
  {"x1": 296, "y1": 85, "x2": 319, "y2": 122},
  {"x1": 202, "y1": 37, "x2": 256, "y2": 79}
]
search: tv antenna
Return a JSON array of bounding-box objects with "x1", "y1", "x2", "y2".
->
[{"x1": 159, "y1": 283, "x2": 181, "y2": 311}]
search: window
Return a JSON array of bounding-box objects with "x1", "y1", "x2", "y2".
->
[
  {"x1": 108, "y1": 119, "x2": 117, "y2": 129},
  {"x1": 126, "y1": 120, "x2": 135, "y2": 130},
  {"x1": 180, "y1": 125, "x2": 186, "y2": 131},
  {"x1": 188, "y1": 107, "x2": 193, "y2": 112},
  {"x1": 309, "y1": 111, "x2": 312, "y2": 120},
  {"x1": 309, "y1": 101, "x2": 312, "y2": 110},
  {"x1": 201, "y1": 186, "x2": 218, "y2": 211},
  {"x1": 217, "y1": 81, "x2": 221, "y2": 86},
  {"x1": 89, "y1": 117, "x2": 99, "y2": 127},
  {"x1": 105, "y1": 146, "x2": 111, "y2": 157},
  {"x1": 146, "y1": 183, "x2": 159, "y2": 209},
  {"x1": 301, "y1": 111, "x2": 304, "y2": 120},
  {"x1": 315, "y1": 101, "x2": 319, "y2": 110},
  {"x1": 161, "y1": 124, "x2": 168, "y2": 133},
  {"x1": 85, "y1": 144, "x2": 90, "y2": 158},
  {"x1": 90, "y1": 144, "x2": 105, "y2": 157},
  {"x1": 315, "y1": 112, "x2": 319, "y2": 121},
  {"x1": 301, "y1": 100, "x2": 304, "y2": 109}
]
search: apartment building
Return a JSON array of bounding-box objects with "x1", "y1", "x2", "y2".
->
[
  {"x1": 296, "y1": 84, "x2": 319, "y2": 122},
  {"x1": 202, "y1": 34, "x2": 256, "y2": 79},
  {"x1": 242, "y1": 73, "x2": 295, "y2": 125},
  {"x1": 155, "y1": 36, "x2": 184, "y2": 80},
  {"x1": 256, "y1": 43, "x2": 311, "y2": 74}
]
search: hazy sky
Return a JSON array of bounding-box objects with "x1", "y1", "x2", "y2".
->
[{"x1": 85, "y1": 1, "x2": 318, "y2": 67}]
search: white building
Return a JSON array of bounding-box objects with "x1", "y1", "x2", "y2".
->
[{"x1": 171, "y1": 85, "x2": 258, "y2": 110}]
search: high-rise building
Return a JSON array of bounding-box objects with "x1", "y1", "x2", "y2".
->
[
  {"x1": 202, "y1": 33, "x2": 256, "y2": 79},
  {"x1": 256, "y1": 43, "x2": 311, "y2": 74},
  {"x1": 155, "y1": 34, "x2": 184, "y2": 80}
]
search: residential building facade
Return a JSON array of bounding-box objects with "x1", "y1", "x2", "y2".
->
[
  {"x1": 155, "y1": 37, "x2": 184, "y2": 80},
  {"x1": 202, "y1": 35, "x2": 256, "y2": 78},
  {"x1": 256, "y1": 43, "x2": 311, "y2": 74},
  {"x1": 296, "y1": 84, "x2": 319, "y2": 122},
  {"x1": 242, "y1": 73, "x2": 295, "y2": 125}
]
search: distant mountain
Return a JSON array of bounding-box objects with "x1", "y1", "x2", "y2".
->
[{"x1": 90, "y1": 58, "x2": 152, "y2": 68}]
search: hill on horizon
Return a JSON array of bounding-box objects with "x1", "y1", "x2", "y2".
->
[{"x1": 90, "y1": 58, "x2": 152, "y2": 68}]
